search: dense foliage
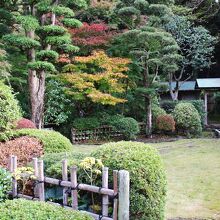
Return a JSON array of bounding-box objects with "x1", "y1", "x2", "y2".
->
[
  {"x1": 0, "y1": 199, "x2": 93, "y2": 220},
  {"x1": 92, "y1": 141, "x2": 167, "y2": 220},
  {"x1": 0, "y1": 81, "x2": 21, "y2": 132},
  {"x1": 0, "y1": 168, "x2": 11, "y2": 202},
  {"x1": 173, "y1": 103, "x2": 202, "y2": 136}
]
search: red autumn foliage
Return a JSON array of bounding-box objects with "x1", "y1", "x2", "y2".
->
[
  {"x1": 0, "y1": 136, "x2": 43, "y2": 168},
  {"x1": 16, "y1": 118, "x2": 36, "y2": 129},
  {"x1": 156, "y1": 114, "x2": 176, "y2": 132},
  {"x1": 57, "y1": 54, "x2": 71, "y2": 64},
  {"x1": 70, "y1": 22, "x2": 113, "y2": 48}
]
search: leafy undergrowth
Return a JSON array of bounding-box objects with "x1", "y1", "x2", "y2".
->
[{"x1": 0, "y1": 136, "x2": 43, "y2": 167}]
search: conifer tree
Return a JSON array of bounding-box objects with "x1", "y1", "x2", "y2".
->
[
  {"x1": 110, "y1": 26, "x2": 181, "y2": 135},
  {"x1": 2, "y1": 0, "x2": 87, "y2": 128}
]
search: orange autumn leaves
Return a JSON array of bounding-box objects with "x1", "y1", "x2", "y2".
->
[{"x1": 61, "y1": 50, "x2": 131, "y2": 105}]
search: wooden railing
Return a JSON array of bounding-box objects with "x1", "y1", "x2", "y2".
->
[{"x1": 8, "y1": 155, "x2": 130, "y2": 220}]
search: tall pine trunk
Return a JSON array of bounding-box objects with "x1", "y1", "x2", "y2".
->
[
  {"x1": 28, "y1": 70, "x2": 45, "y2": 128},
  {"x1": 145, "y1": 96, "x2": 152, "y2": 136}
]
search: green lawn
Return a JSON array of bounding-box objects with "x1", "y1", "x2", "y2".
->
[{"x1": 73, "y1": 139, "x2": 220, "y2": 219}]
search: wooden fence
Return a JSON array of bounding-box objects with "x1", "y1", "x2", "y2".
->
[
  {"x1": 8, "y1": 155, "x2": 130, "y2": 220},
  {"x1": 71, "y1": 123, "x2": 146, "y2": 144}
]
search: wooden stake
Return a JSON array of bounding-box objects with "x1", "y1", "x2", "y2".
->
[
  {"x1": 33, "y1": 158, "x2": 39, "y2": 198},
  {"x1": 12, "y1": 155, "x2": 17, "y2": 198},
  {"x1": 102, "y1": 167, "x2": 109, "y2": 217},
  {"x1": 113, "y1": 170, "x2": 118, "y2": 220},
  {"x1": 70, "y1": 166, "x2": 78, "y2": 210},
  {"x1": 62, "y1": 159, "x2": 68, "y2": 206},
  {"x1": 118, "y1": 170, "x2": 129, "y2": 220},
  {"x1": 38, "y1": 160, "x2": 45, "y2": 201}
]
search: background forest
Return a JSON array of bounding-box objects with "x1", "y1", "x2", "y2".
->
[{"x1": 0, "y1": 0, "x2": 220, "y2": 139}]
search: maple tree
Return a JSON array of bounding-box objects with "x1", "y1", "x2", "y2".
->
[
  {"x1": 69, "y1": 22, "x2": 114, "y2": 55},
  {"x1": 60, "y1": 50, "x2": 130, "y2": 114}
]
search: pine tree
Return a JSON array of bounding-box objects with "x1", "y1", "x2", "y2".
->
[
  {"x1": 110, "y1": 26, "x2": 181, "y2": 135},
  {"x1": 2, "y1": 0, "x2": 87, "y2": 128}
]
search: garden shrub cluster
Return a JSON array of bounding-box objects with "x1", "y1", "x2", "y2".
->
[
  {"x1": 173, "y1": 103, "x2": 202, "y2": 136},
  {"x1": 0, "y1": 81, "x2": 22, "y2": 132},
  {"x1": 2, "y1": 129, "x2": 72, "y2": 153},
  {"x1": 161, "y1": 100, "x2": 205, "y2": 125},
  {"x1": 0, "y1": 199, "x2": 93, "y2": 220},
  {"x1": 156, "y1": 114, "x2": 175, "y2": 132},
  {"x1": 16, "y1": 118, "x2": 36, "y2": 129},
  {"x1": 0, "y1": 167, "x2": 11, "y2": 202},
  {"x1": 92, "y1": 141, "x2": 167, "y2": 220}
]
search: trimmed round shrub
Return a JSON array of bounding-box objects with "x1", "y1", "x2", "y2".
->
[
  {"x1": 109, "y1": 116, "x2": 140, "y2": 140},
  {"x1": 0, "y1": 199, "x2": 93, "y2": 220},
  {"x1": 173, "y1": 102, "x2": 202, "y2": 136},
  {"x1": 0, "y1": 168, "x2": 11, "y2": 202},
  {"x1": 156, "y1": 114, "x2": 175, "y2": 132},
  {"x1": 8, "y1": 129, "x2": 72, "y2": 153},
  {"x1": 16, "y1": 118, "x2": 36, "y2": 129},
  {"x1": 0, "y1": 81, "x2": 22, "y2": 132},
  {"x1": 92, "y1": 141, "x2": 167, "y2": 220}
]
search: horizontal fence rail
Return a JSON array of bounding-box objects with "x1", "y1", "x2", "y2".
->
[{"x1": 8, "y1": 155, "x2": 130, "y2": 220}]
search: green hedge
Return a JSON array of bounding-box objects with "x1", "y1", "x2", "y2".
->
[
  {"x1": 6, "y1": 129, "x2": 72, "y2": 153},
  {"x1": 0, "y1": 81, "x2": 22, "y2": 132},
  {"x1": 92, "y1": 141, "x2": 167, "y2": 220},
  {"x1": 0, "y1": 199, "x2": 92, "y2": 220}
]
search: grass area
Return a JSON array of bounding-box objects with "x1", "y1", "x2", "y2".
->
[{"x1": 74, "y1": 139, "x2": 220, "y2": 219}]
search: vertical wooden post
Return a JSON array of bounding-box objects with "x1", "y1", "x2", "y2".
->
[
  {"x1": 38, "y1": 160, "x2": 45, "y2": 201},
  {"x1": 204, "y1": 91, "x2": 208, "y2": 126},
  {"x1": 113, "y1": 170, "x2": 118, "y2": 220},
  {"x1": 11, "y1": 155, "x2": 18, "y2": 198},
  {"x1": 118, "y1": 170, "x2": 130, "y2": 220},
  {"x1": 33, "y1": 158, "x2": 39, "y2": 198},
  {"x1": 70, "y1": 166, "x2": 78, "y2": 210},
  {"x1": 62, "y1": 159, "x2": 68, "y2": 206},
  {"x1": 102, "y1": 167, "x2": 109, "y2": 217}
]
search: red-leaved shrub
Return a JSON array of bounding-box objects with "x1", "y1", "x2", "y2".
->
[
  {"x1": 16, "y1": 118, "x2": 36, "y2": 129},
  {"x1": 156, "y1": 114, "x2": 175, "y2": 132},
  {"x1": 0, "y1": 136, "x2": 43, "y2": 167}
]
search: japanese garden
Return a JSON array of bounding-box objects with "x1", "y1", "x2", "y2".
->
[{"x1": 0, "y1": 0, "x2": 220, "y2": 219}]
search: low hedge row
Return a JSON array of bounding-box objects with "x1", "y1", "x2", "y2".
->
[{"x1": 0, "y1": 199, "x2": 93, "y2": 220}]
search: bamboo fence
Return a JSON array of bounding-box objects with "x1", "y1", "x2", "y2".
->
[{"x1": 8, "y1": 155, "x2": 130, "y2": 220}]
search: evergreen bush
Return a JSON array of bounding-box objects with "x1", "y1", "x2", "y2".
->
[
  {"x1": 0, "y1": 81, "x2": 22, "y2": 132},
  {"x1": 173, "y1": 102, "x2": 202, "y2": 136},
  {"x1": 92, "y1": 141, "x2": 167, "y2": 220}
]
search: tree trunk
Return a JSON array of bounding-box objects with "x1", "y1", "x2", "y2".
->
[
  {"x1": 145, "y1": 97, "x2": 152, "y2": 137},
  {"x1": 28, "y1": 70, "x2": 46, "y2": 128}
]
